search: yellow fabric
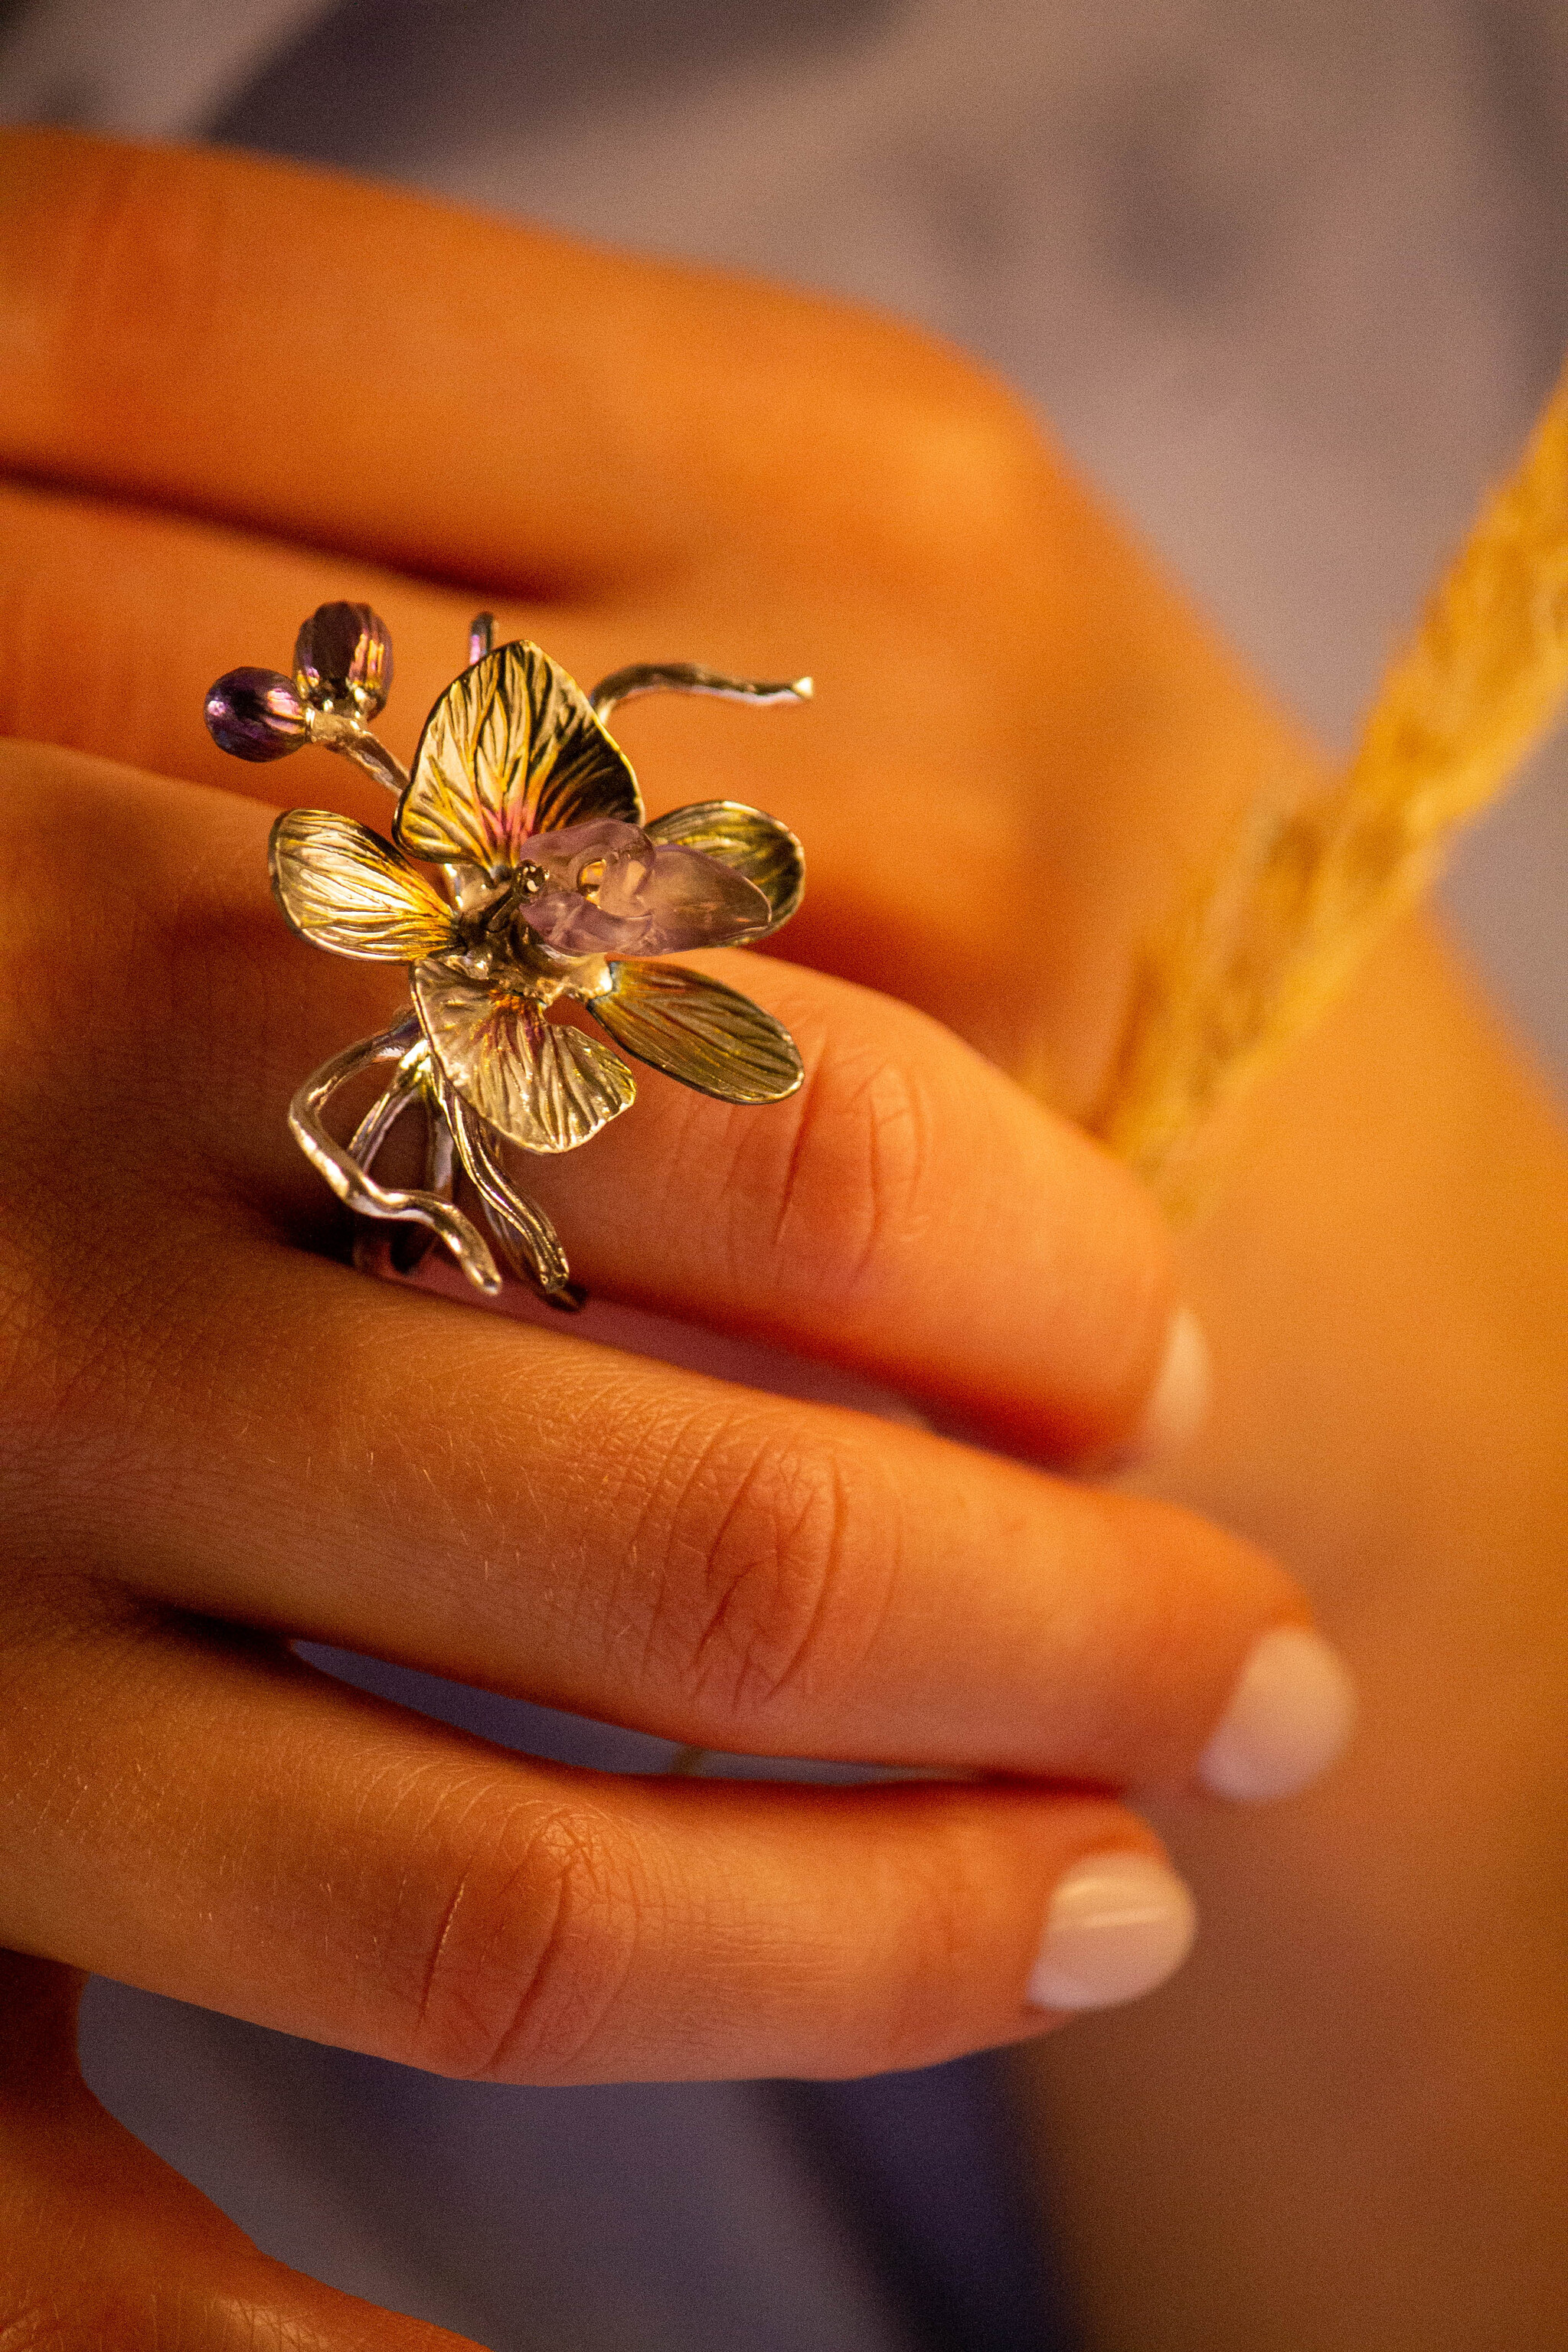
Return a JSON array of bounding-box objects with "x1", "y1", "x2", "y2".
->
[{"x1": 1094, "y1": 360, "x2": 1568, "y2": 1207}]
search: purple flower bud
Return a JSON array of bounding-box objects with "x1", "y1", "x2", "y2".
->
[
  {"x1": 204, "y1": 668, "x2": 309, "y2": 761},
  {"x1": 292, "y1": 601, "x2": 392, "y2": 714}
]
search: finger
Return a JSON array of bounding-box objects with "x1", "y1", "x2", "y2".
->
[
  {"x1": 474, "y1": 948, "x2": 1191, "y2": 1465},
  {"x1": 0, "y1": 475, "x2": 840, "y2": 842},
  {"x1": 0, "y1": 129, "x2": 1012, "y2": 594},
  {"x1": 0, "y1": 1961, "x2": 476, "y2": 2350},
  {"x1": 5, "y1": 742, "x2": 1183, "y2": 1464},
  {"x1": 2, "y1": 743, "x2": 1334, "y2": 1785},
  {"x1": 0, "y1": 475, "x2": 1002, "y2": 1046},
  {"x1": 0, "y1": 133, "x2": 1326, "y2": 1102},
  {"x1": 1, "y1": 1611, "x2": 1191, "y2": 2082},
  {"x1": 0, "y1": 127, "x2": 1233, "y2": 1096},
  {"x1": 15, "y1": 1210, "x2": 1302, "y2": 1787}
]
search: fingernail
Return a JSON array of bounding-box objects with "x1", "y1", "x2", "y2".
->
[
  {"x1": 1198, "y1": 1625, "x2": 1358, "y2": 1802},
  {"x1": 1026, "y1": 1851, "x2": 1198, "y2": 2011},
  {"x1": 1122, "y1": 1305, "x2": 1211, "y2": 1469}
]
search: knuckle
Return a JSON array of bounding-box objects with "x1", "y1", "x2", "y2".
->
[
  {"x1": 864, "y1": 1826, "x2": 1004, "y2": 2075},
  {"x1": 735, "y1": 1029, "x2": 935, "y2": 1305},
  {"x1": 809, "y1": 322, "x2": 1049, "y2": 573},
  {"x1": 399, "y1": 1788, "x2": 643, "y2": 2084},
  {"x1": 645, "y1": 1417, "x2": 896, "y2": 1735}
]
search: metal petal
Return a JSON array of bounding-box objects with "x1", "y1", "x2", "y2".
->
[
  {"x1": 287, "y1": 1021, "x2": 503, "y2": 1296},
  {"x1": 588, "y1": 961, "x2": 804, "y2": 1103},
  {"x1": 270, "y1": 809, "x2": 456, "y2": 961},
  {"x1": 644, "y1": 801, "x2": 805, "y2": 938},
  {"x1": 397, "y1": 640, "x2": 642, "y2": 876},
  {"x1": 443, "y1": 1086, "x2": 579, "y2": 1303},
  {"x1": 413, "y1": 962, "x2": 636, "y2": 1152}
]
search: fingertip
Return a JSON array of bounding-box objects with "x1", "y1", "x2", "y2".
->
[
  {"x1": 1025, "y1": 1849, "x2": 1198, "y2": 2013},
  {"x1": 1116, "y1": 1304, "x2": 1212, "y2": 1472},
  {"x1": 1197, "y1": 1624, "x2": 1359, "y2": 1802}
]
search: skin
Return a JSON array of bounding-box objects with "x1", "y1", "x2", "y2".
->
[
  {"x1": 0, "y1": 130, "x2": 1562, "y2": 2344},
  {"x1": 1018, "y1": 918, "x2": 1568, "y2": 2350}
]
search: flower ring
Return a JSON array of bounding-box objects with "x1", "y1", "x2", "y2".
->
[{"x1": 206, "y1": 604, "x2": 808, "y2": 1306}]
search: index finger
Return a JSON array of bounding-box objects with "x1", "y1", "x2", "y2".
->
[{"x1": 0, "y1": 128, "x2": 1018, "y2": 593}]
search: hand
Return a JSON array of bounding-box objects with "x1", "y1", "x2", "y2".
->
[
  {"x1": 0, "y1": 129, "x2": 1321, "y2": 1109},
  {"x1": 0, "y1": 132, "x2": 1351, "y2": 2348},
  {"x1": 0, "y1": 733, "x2": 1341, "y2": 2340}
]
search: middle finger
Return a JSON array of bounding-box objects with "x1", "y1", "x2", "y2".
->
[{"x1": 2, "y1": 746, "x2": 1311, "y2": 1785}]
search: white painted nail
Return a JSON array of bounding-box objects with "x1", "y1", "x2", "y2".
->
[
  {"x1": 1122, "y1": 1305, "x2": 1211, "y2": 1469},
  {"x1": 1026, "y1": 1851, "x2": 1198, "y2": 2011},
  {"x1": 1198, "y1": 1625, "x2": 1359, "y2": 1802}
]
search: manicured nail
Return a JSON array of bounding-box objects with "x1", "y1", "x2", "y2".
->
[
  {"x1": 1198, "y1": 1625, "x2": 1358, "y2": 1802},
  {"x1": 1026, "y1": 1851, "x2": 1198, "y2": 2011},
  {"x1": 1122, "y1": 1305, "x2": 1211, "y2": 1469}
]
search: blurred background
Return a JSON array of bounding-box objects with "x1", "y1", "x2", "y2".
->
[{"x1": 2, "y1": 5, "x2": 1564, "y2": 2347}]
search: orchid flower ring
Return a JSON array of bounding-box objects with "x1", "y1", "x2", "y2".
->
[{"x1": 206, "y1": 604, "x2": 808, "y2": 1306}]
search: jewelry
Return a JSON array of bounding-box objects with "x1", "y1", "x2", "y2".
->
[{"x1": 206, "y1": 604, "x2": 808, "y2": 1306}]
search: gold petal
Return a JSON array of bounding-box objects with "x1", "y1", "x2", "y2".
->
[
  {"x1": 270, "y1": 809, "x2": 456, "y2": 961},
  {"x1": 398, "y1": 641, "x2": 642, "y2": 875},
  {"x1": 413, "y1": 962, "x2": 635, "y2": 1152},
  {"x1": 443, "y1": 1088, "x2": 577, "y2": 1300},
  {"x1": 589, "y1": 961, "x2": 804, "y2": 1103},
  {"x1": 644, "y1": 801, "x2": 805, "y2": 938}
]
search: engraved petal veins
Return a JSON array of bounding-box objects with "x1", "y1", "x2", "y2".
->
[
  {"x1": 590, "y1": 961, "x2": 805, "y2": 1103},
  {"x1": 398, "y1": 641, "x2": 642, "y2": 875},
  {"x1": 443, "y1": 1086, "x2": 575, "y2": 1297},
  {"x1": 413, "y1": 962, "x2": 637, "y2": 1152},
  {"x1": 270, "y1": 810, "x2": 456, "y2": 960}
]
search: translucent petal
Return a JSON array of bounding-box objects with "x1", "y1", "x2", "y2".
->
[
  {"x1": 522, "y1": 890, "x2": 651, "y2": 956},
  {"x1": 528, "y1": 818, "x2": 652, "y2": 896},
  {"x1": 523, "y1": 838, "x2": 769, "y2": 956},
  {"x1": 632, "y1": 844, "x2": 772, "y2": 949},
  {"x1": 644, "y1": 801, "x2": 805, "y2": 938},
  {"x1": 270, "y1": 810, "x2": 456, "y2": 961},
  {"x1": 413, "y1": 962, "x2": 636, "y2": 1152},
  {"x1": 588, "y1": 961, "x2": 804, "y2": 1104},
  {"x1": 398, "y1": 641, "x2": 642, "y2": 876}
]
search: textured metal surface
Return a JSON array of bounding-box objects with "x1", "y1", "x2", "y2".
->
[
  {"x1": 270, "y1": 808, "x2": 454, "y2": 959},
  {"x1": 413, "y1": 964, "x2": 638, "y2": 1153},
  {"x1": 444, "y1": 1083, "x2": 577, "y2": 1299},
  {"x1": 593, "y1": 959, "x2": 804, "y2": 1102},
  {"x1": 214, "y1": 610, "x2": 808, "y2": 1298},
  {"x1": 400, "y1": 639, "x2": 642, "y2": 874}
]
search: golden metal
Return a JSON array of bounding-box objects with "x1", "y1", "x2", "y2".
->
[{"x1": 233, "y1": 613, "x2": 809, "y2": 1305}]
